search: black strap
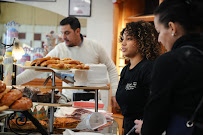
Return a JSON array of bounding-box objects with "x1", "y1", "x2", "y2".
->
[
  {"x1": 181, "y1": 45, "x2": 203, "y2": 127},
  {"x1": 181, "y1": 45, "x2": 203, "y2": 55},
  {"x1": 189, "y1": 96, "x2": 203, "y2": 124}
]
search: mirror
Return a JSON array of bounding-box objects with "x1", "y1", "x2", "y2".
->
[
  {"x1": 0, "y1": 1, "x2": 87, "y2": 75},
  {"x1": 0, "y1": 1, "x2": 87, "y2": 56}
]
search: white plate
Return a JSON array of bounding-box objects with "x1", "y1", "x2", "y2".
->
[{"x1": 16, "y1": 64, "x2": 88, "y2": 73}]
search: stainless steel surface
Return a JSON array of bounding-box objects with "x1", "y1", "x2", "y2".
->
[
  {"x1": 95, "y1": 89, "x2": 98, "y2": 112},
  {"x1": 49, "y1": 72, "x2": 55, "y2": 133}
]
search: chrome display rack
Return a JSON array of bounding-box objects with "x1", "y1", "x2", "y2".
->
[{"x1": 16, "y1": 66, "x2": 109, "y2": 134}]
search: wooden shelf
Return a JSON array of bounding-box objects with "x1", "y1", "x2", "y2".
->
[{"x1": 125, "y1": 14, "x2": 154, "y2": 23}]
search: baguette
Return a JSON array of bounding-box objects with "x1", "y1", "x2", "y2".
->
[
  {"x1": 0, "y1": 88, "x2": 11, "y2": 100},
  {"x1": 0, "y1": 89, "x2": 23, "y2": 106}
]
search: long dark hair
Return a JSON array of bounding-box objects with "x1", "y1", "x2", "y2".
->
[{"x1": 154, "y1": 0, "x2": 203, "y2": 33}]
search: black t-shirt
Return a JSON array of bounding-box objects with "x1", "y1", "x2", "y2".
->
[
  {"x1": 116, "y1": 59, "x2": 153, "y2": 135},
  {"x1": 116, "y1": 59, "x2": 153, "y2": 118}
]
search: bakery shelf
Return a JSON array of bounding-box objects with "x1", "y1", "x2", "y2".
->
[
  {"x1": 33, "y1": 102, "x2": 72, "y2": 107},
  {"x1": 16, "y1": 64, "x2": 110, "y2": 133},
  {"x1": 125, "y1": 14, "x2": 154, "y2": 23}
]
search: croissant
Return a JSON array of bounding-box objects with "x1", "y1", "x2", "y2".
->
[
  {"x1": 60, "y1": 58, "x2": 72, "y2": 61},
  {"x1": 50, "y1": 57, "x2": 60, "y2": 60},
  {"x1": 30, "y1": 56, "x2": 51, "y2": 66},
  {"x1": 47, "y1": 63, "x2": 64, "y2": 69},
  {"x1": 60, "y1": 60, "x2": 80, "y2": 65},
  {"x1": 40, "y1": 60, "x2": 60, "y2": 67}
]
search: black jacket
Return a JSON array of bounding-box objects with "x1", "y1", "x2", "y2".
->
[{"x1": 142, "y1": 33, "x2": 203, "y2": 135}]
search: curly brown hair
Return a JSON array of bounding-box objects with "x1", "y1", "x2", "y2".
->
[{"x1": 120, "y1": 21, "x2": 161, "y2": 61}]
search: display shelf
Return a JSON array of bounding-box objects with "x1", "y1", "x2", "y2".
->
[
  {"x1": 16, "y1": 64, "x2": 110, "y2": 134},
  {"x1": 125, "y1": 14, "x2": 154, "y2": 23},
  {"x1": 33, "y1": 102, "x2": 72, "y2": 107}
]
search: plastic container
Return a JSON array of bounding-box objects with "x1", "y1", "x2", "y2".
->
[
  {"x1": 86, "y1": 112, "x2": 107, "y2": 130},
  {"x1": 76, "y1": 112, "x2": 107, "y2": 130},
  {"x1": 3, "y1": 51, "x2": 13, "y2": 86}
]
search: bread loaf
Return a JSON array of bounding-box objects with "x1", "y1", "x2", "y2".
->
[
  {"x1": 10, "y1": 97, "x2": 33, "y2": 110},
  {"x1": 0, "y1": 89, "x2": 23, "y2": 106},
  {"x1": 0, "y1": 88, "x2": 11, "y2": 100}
]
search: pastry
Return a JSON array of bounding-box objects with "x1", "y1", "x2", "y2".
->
[
  {"x1": 40, "y1": 60, "x2": 60, "y2": 67},
  {"x1": 0, "y1": 89, "x2": 23, "y2": 106},
  {"x1": 47, "y1": 63, "x2": 64, "y2": 69},
  {"x1": 60, "y1": 60, "x2": 80, "y2": 65},
  {"x1": 30, "y1": 56, "x2": 51, "y2": 66},
  {"x1": 0, "y1": 88, "x2": 11, "y2": 100},
  {"x1": 9, "y1": 119, "x2": 48, "y2": 130},
  {"x1": 35, "y1": 56, "x2": 51, "y2": 66},
  {"x1": 50, "y1": 57, "x2": 60, "y2": 60},
  {"x1": 54, "y1": 117, "x2": 80, "y2": 128},
  {"x1": 10, "y1": 97, "x2": 33, "y2": 110},
  {"x1": 29, "y1": 57, "x2": 89, "y2": 70},
  {"x1": 60, "y1": 58, "x2": 71, "y2": 61}
]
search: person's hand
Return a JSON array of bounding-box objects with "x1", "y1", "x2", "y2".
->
[
  {"x1": 134, "y1": 119, "x2": 143, "y2": 135},
  {"x1": 111, "y1": 96, "x2": 120, "y2": 113}
]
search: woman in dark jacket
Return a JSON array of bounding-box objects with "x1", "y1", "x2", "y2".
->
[
  {"x1": 116, "y1": 21, "x2": 162, "y2": 135},
  {"x1": 135, "y1": 0, "x2": 203, "y2": 135}
]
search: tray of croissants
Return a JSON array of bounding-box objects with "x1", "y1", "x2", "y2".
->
[
  {"x1": 0, "y1": 80, "x2": 33, "y2": 112},
  {"x1": 16, "y1": 56, "x2": 90, "y2": 73}
]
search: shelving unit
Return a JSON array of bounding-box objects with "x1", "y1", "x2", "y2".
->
[
  {"x1": 16, "y1": 66, "x2": 110, "y2": 134},
  {"x1": 125, "y1": 14, "x2": 154, "y2": 23}
]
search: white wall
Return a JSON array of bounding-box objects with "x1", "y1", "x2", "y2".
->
[{"x1": 1, "y1": 0, "x2": 114, "y2": 57}]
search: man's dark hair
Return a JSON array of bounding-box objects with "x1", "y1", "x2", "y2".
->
[{"x1": 60, "y1": 17, "x2": 81, "y2": 31}]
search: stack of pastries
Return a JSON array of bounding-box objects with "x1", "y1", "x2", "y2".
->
[
  {"x1": 30, "y1": 56, "x2": 89, "y2": 70},
  {"x1": 0, "y1": 80, "x2": 33, "y2": 111}
]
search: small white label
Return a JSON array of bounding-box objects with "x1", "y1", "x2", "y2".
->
[{"x1": 125, "y1": 82, "x2": 137, "y2": 91}]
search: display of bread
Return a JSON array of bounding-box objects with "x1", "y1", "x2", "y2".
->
[
  {"x1": 0, "y1": 80, "x2": 33, "y2": 111},
  {"x1": 53, "y1": 117, "x2": 80, "y2": 128},
  {"x1": 30, "y1": 56, "x2": 90, "y2": 70}
]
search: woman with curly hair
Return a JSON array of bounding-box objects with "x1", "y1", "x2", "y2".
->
[{"x1": 116, "y1": 21, "x2": 162, "y2": 135}]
